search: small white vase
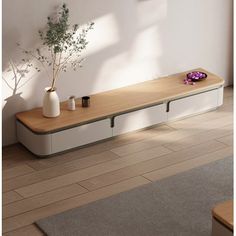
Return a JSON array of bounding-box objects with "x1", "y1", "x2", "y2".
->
[
  {"x1": 67, "y1": 96, "x2": 76, "y2": 111},
  {"x1": 43, "y1": 87, "x2": 60, "y2": 117}
]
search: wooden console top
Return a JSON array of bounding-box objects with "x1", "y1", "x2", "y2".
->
[
  {"x1": 16, "y1": 68, "x2": 224, "y2": 134},
  {"x1": 212, "y1": 200, "x2": 233, "y2": 230}
]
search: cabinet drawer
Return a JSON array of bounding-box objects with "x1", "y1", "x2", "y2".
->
[
  {"x1": 51, "y1": 119, "x2": 112, "y2": 153},
  {"x1": 168, "y1": 89, "x2": 219, "y2": 121},
  {"x1": 113, "y1": 104, "x2": 167, "y2": 136},
  {"x1": 17, "y1": 121, "x2": 52, "y2": 156}
]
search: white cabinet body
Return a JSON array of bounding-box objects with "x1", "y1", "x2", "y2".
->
[
  {"x1": 167, "y1": 89, "x2": 221, "y2": 121},
  {"x1": 17, "y1": 119, "x2": 112, "y2": 156},
  {"x1": 112, "y1": 104, "x2": 167, "y2": 136},
  {"x1": 16, "y1": 87, "x2": 224, "y2": 157},
  {"x1": 51, "y1": 119, "x2": 112, "y2": 153},
  {"x1": 217, "y1": 86, "x2": 224, "y2": 106},
  {"x1": 17, "y1": 121, "x2": 52, "y2": 156}
]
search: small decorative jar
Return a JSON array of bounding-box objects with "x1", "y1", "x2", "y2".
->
[
  {"x1": 82, "y1": 96, "x2": 90, "y2": 107},
  {"x1": 68, "y1": 96, "x2": 76, "y2": 111}
]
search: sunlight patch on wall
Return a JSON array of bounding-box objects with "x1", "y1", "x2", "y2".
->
[
  {"x1": 84, "y1": 13, "x2": 120, "y2": 56},
  {"x1": 91, "y1": 25, "x2": 162, "y2": 92},
  {"x1": 137, "y1": 0, "x2": 167, "y2": 28},
  {"x1": 131, "y1": 26, "x2": 162, "y2": 61}
]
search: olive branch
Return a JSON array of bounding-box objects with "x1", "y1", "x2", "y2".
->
[{"x1": 18, "y1": 3, "x2": 94, "y2": 92}]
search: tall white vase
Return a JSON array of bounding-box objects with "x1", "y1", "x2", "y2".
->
[{"x1": 43, "y1": 87, "x2": 60, "y2": 117}]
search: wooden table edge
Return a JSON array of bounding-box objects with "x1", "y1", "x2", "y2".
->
[
  {"x1": 212, "y1": 200, "x2": 233, "y2": 231},
  {"x1": 16, "y1": 82, "x2": 224, "y2": 134},
  {"x1": 15, "y1": 69, "x2": 224, "y2": 134}
]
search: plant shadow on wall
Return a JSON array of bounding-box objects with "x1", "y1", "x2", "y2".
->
[
  {"x1": 2, "y1": 2, "x2": 94, "y2": 145},
  {"x1": 2, "y1": 60, "x2": 39, "y2": 145},
  {"x1": 18, "y1": 3, "x2": 94, "y2": 118},
  {"x1": 3, "y1": 0, "x2": 170, "y2": 146}
]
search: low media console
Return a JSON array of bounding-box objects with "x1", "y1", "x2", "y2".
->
[{"x1": 16, "y1": 68, "x2": 224, "y2": 156}]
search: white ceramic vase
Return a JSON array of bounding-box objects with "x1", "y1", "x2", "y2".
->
[
  {"x1": 67, "y1": 96, "x2": 76, "y2": 111},
  {"x1": 43, "y1": 87, "x2": 60, "y2": 117}
]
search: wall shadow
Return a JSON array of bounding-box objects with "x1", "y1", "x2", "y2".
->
[
  {"x1": 2, "y1": 61, "x2": 38, "y2": 145},
  {"x1": 2, "y1": 93, "x2": 27, "y2": 145}
]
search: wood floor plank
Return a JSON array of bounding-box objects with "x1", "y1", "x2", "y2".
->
[
  {"x1": 3, "y1": 224, "x2": 44, "y2": 236},
  {"x1": 216, "y1": 134, "x2": 233, "y2": 146},
  {"x1": 2, "y1": 145, "x2": 37, "y2": 170},
  {"x1": 3, "y1": 176, "x2": 150, "y2": 233},
  {"x1": 3, "y1": 127, "x2": 157, "y2": 171},
  {"x1": 111, "y1": 116, "x2": 232, "y2": 157},
  {"x1": 3, "y1": 184, "x2": 88, "y2": 219},
  {"x1": 79, "y1": 140, "x2": 226, "y2": 191},
  {"x1": 111, "y1": 128, "x2": 177, "y2": 157},
  {"x1": 167, "y1": 112, "x2": 232, "y2": 130},
  {"x1": 3, "y1": 164, "x2": 35, "y2": 181},
  {"x1": 223, "y1": 95, "x2": 233, "y2": 105},
  {"x1": 223, "y1": 86, "x2": 233, "y2": 98},
  {"x1": 3, "y1": 151, "x2": 120, "y2": 192},
  {"x1": 215, "y1": 103, "x2": 233, "y2": 115},
  {"x1": 2, "y1": 144, "x2": 31, "y2": 160},
  {"x1": 14, "y1": 146, "x2": 171, "y2": 198},
  {"x1": 26, "y1": 146, "x2": 120, "y2": 171},
  {"x1": 2, "y1": 87, "x2": 232, "y2": 235},
  {"x1": 3, "y1": 191, "x2": 23, "y2": 205},
  {"x1": 143, "y1": 146, "x2": 233, "y2": 181},
  {"x1": 163, "y1": 124, "x2": 232, "y2": 151},
  {"x1": 27, "y1": 124, "x2": 175, "y2": 170}
]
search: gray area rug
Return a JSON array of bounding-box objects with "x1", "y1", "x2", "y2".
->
[{"x1": 36, "y1": 157, "x2": 233, "y2": 236}]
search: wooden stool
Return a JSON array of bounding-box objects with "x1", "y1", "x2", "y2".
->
[{"x1": 212, "y1": 200, "x2": 233, "y2": 236}]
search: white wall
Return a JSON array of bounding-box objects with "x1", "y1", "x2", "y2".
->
[{"x1": 2, "y1": 0, "x2": 233, "y2": 146}]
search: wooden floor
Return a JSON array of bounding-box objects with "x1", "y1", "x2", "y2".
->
[{"x1": 3, "y1": 87, "x2": 233, "y2": 236}]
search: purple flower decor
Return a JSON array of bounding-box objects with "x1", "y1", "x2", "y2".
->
[{"x1": 184, "y1": 71, "x2": 207, "y2": 85}]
